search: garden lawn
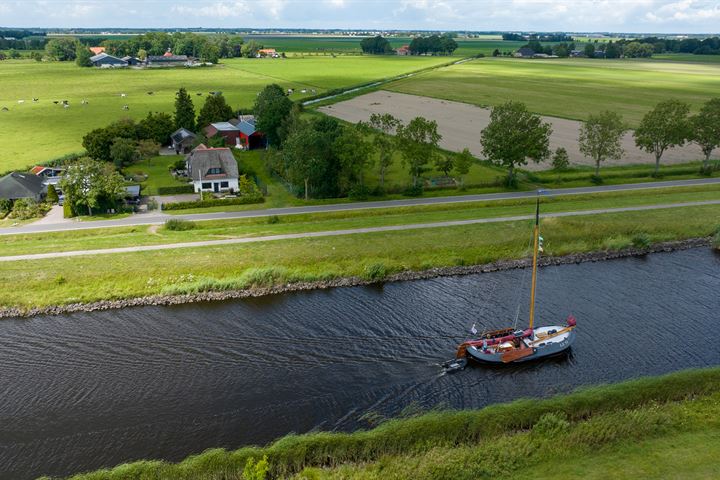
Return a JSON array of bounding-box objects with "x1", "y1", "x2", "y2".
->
[
  {"x1": 123, "y1": 155, "x2": 188, "y2": 195},
  {"x1": 0, "y1": 55, "x2": 451, "y2": 171},
  {"x1": 387, "y1": 57, "x2": 720, "y2": 126},
  {"x1": 0, "y1": 198, "x2": 718, "y2": 309}
]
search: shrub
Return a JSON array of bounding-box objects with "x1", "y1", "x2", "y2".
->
[
  {"x1": 531, "y1": 412, "x2": 570, "y2": 440},
  {"x1": 162, "y1": 195, "x2": 265, "y2": 211},
  {"x1": 552, "y1": 147, "x2": 570, "y2": 171},
  {"x1": 54, "y1": 275, "x2": 66, "y2": 285},
  {"x1": 632, "y1": 233, "x2": 652, "y2": 249},
  {"x1": 9, "y1": 198, "x2": 49, "y2": 220},
  {"x1": 348, "y1": 185, "x2": 371, "y2": 201},
  {"x1": 363, "y1": 263, "x2": 387, "y2": 281},
  {"x1": 590, "y1": 174, "x2": 604, "y2": 185},
  {"x1": 267, "y1": 215, "x2": 280, "y2": 224},
  {"x1": 402, "y1": 184, "x2": 424, "y2": 197},
  {"x1": 243, "y1": 455, "x2": 270, "y2": 480},
  {"x1": 171, "y1": 159, "x2": 187, "y2": 171},
  {"x1": 164, "y1": 219, "x2": 196, "y2": 231},
  {"x1": 156, "y1": 185, "x2": 194, "y2": 195},
  {"x1": 46, "y1": 184, "x2": 59, "y2": 204},
  {"x1": 63, "y1": 200, "x2": 75, "y2": 218},
  {"x1": 0, "y1": 198, "x2": 11, "y2": 217}
]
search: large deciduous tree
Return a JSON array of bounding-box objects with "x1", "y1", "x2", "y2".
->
[
  {"x1": 363, "y1": 113, "x2": 402, "y2": 188},
  {"x1": 196, "y1": 93, "x2": 234, "y2": 130},
  {"x1": 59, "y1": 158, "x2": 126, "y2": 216},
  {"x1": 75, "y1": 44, "x2": 93, "y2": 67},
  {"x1": 689, "y1": 98, "x2": 720, "y2": 170},
  {"x1": 360, "y1": 35, "x2": 393, "y2": 54},
  {"x1": 137, "y1": 111, "x2": 175, "y2": 145},
  {"x1": 480, "y1": 101, "x2": 552, "y2": 186},
  {"x1": 174, "y1": 87, "x2": 196, "y2": 132},
  {"x1": 253, "y1": 84, "x2": 293, "y2": 147},
  {"x1": 397, "y1": 117, "x2": 442, "y2": 186},
  {"x1": 578, "y1": 111, "x2": 628, "y2": 176},
  {"x1": 634, "y1": 99, "x2": 690, "y2": 175},
  {"x1": 45, "y1": 38, "x2": 77, "y2": 61},
  {"x1": 110, "y1": 137, "x2": 139, "y2": 168},
  {"x1": 334, "y1": 124, "x2": 375, "y2": 190}
]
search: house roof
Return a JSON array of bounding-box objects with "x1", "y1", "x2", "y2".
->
[
  {"x1": 186, "y1": 146, "x2": 239, "y2": 182},
  {"x1": 237, "y1": 118, "x2": 258, "y2": 136},
  {"x1": 517, "y1": 47, "x2": 535, "y2": 56},
  {"x1": 89, "y1": 47, "x2": 105, "y2": 55},
  {"x1": 30, "y1": 166, "x2": 63, "y2": 176},
  {"x1": 125, "y1": 185, "x2": 141, "y2": 197},
  {"x1": 171, "y1": 128, "x2": 197, "y2": 143},
  {"x1": 0, "y1": 172, "x2": 45, "y2": 200},
  {"x1": 90, "y1": 52, "x2": 127, "y2": 64},
  {"x1": 209, "y1": 122, "x2": 239, "y2": 132},
  {"x1": 147, "y1": 55, "x2": 188, "y2": 62}
]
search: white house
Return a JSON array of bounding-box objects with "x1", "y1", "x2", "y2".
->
[{"x1": 185, "y1": 145, "x2": 239, "y2": 193}]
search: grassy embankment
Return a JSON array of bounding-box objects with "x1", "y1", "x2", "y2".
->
[
  {"x1": 0, "y1": 55, "x2": 451, "y2": 171},
  {"x1": 0, "y1": 184, "x2": 718, "y2": 310},
  {"x1": 387, "y1": 57, "x2": 720, "y2": 126},
  {"x1": 1, "y1": 183, "x2": 719, "y2": 257},
  {"x1": 44, "y1": 367, "x2": 720, "y2": 480}
]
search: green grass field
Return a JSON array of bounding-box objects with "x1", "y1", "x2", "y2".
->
[
  {"x1": 0, "y1": 55, "x2": 451, "y2": 171},
  {"x1": 48, "y1": 367, "x2": 720, "y2": 480},
  {"x1": 387, "y1": 57, "x2": 720, "y2": 126}
]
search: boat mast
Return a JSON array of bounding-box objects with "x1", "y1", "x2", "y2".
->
[{"x1": 528, "y1": 194, "x2": 540, "y2": 330}]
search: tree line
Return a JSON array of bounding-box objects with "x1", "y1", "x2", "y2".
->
[
  {"x1": 479, "y1": 97, "x2": 720, "y2": 186},
  {"x1": 359, "y1": 35, "x2": 458, "y2": 56}
]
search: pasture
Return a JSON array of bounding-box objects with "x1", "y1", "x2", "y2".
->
[
  {"x1": 387, "y1": 57, "x2": 720, "y2": 126},
  {"x1": 0, "y1": 55, "x2": 450, "y2": 171}
]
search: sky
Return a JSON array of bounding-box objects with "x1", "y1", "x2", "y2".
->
[{"x1": 1, "y1": 0, "x2": 719, "y2": 33}]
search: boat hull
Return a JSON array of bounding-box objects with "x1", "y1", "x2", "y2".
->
[{"x1": 465, "y1": 329, "x2": 576, "y2": 364}]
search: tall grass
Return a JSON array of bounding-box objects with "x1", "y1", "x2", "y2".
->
[{"x1": 57, "y1": 367, "x2": 720, "y2": 480}]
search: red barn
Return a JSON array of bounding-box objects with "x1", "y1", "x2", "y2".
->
[{"x1": 204, "y1": 116, "x2": 265, "y2": 150}]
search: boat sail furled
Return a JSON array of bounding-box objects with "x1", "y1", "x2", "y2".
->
[{"x1": 456, "y1": 194, "x2": 577, "y2": 364}]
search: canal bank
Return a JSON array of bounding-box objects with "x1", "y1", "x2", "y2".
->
[
  {"x1": 0, "y1": 236, "x2": 712, "y2": 319},
  {"x1": 2, "y1": 247, "x2": 719, "y2": 478}
]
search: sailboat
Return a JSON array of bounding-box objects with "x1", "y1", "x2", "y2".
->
[{"x1": 455, "y1": 194, "x2": 577, "y2": 365}]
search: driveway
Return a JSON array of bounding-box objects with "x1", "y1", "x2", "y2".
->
[{"x1": 29, "y1": 205, "x2": 70, "y2": 226}]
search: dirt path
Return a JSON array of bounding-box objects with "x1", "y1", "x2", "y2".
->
[
  {"x1": 320, "y1": 91, "x2": 717, "y2": 170},
  {"x1": 2, "y1": 199, "x2": 718, "y2": 262}
]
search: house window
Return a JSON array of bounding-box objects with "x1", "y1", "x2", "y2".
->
[
  {"x1": 220, "y1": 181, "x2": 229, "y2": 188},
  {"x1": 201, "y1": 182, "x2": 211, "y2": 189},
  {"x1": 207, "y1": 168, "x2": 223, "y2": 175}
]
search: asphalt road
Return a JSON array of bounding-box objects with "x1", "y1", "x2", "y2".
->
[
  {"x1": 1, "y1": 199, "x2": 718, "y2": 262},
  {"x1": 1, "y1": 177, "x2": 719, "y2": 236}
]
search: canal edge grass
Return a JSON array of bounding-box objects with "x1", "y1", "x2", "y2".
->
[{"x1": 1, "y1": 237, "x2": 711, "y2": 319}]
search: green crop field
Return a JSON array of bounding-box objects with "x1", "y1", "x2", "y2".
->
[
  {"x1": 387, "y1": 57, "x2": 720, "y2": 126},
  {"x1": 0, "y1": 55, "x2": 451, "y2": 171}
]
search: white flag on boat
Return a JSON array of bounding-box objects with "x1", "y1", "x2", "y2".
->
[{"x1": 470, "y1": 323, "x2": 478, "y2": 335}]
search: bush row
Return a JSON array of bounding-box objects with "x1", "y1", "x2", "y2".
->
[
  {"x1": 156, "y1": 185, "x2": 194, "y2": 195},
  {"x1": 161, "y1": 195, "x2": 264, "y2": 211}
]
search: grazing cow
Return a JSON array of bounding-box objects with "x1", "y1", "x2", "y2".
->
[
  {"x1": 120, "y1": 93, "x2": 127, "y2": 97},
  {"x1": 63, "y1": 104, "x2": 70, "y2": 109},
  {"x1": 147, "y1": 91, "x2": 154, "y2": 95},
  {"x1": 32, "y1": 98, "x2": 39, "y2": 102},
  {"x1": 53, "y1": 100, "x2": 59, "y2": 104},
  {"x1": 122, "y1": 105, "x2": 129, "y2": 110},
  {"x1": 17, "y1": 100, "x2": 24, "y2": 104}
]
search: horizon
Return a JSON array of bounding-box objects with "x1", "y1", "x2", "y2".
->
[{"x1": 0, "y1": 0, "x2": 719, "y2": 34}]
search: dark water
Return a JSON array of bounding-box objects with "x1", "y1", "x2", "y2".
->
[{"x1": 1, "y1": 248, "x2": 719, "y2": 479}]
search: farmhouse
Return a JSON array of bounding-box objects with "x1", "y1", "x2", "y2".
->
[
  {"x1": 121, "y1": 56, "x2": 142, "y2": 66},
  {"x1": 90, "y1": 52, "x2": 128, "y2": 68},
  {"x1": 170, "y1": 128, "x2": 197, "y2": 154},
  {"x1": 205, "y1": 116, "x2": 265, "y2": 150},
  {"x1": 185, "y1": 145, "x2": 239, "y2": 193},
  {"x1": 257, "y1": 48, "x2": 279, "y2": 58},
  {"x1": 0, "y1": 172, "x2": 46, "y2": 201},
  {"x1": 147, "y1": 52, "x2": 190, "y2": 67},
  {"x1": 515, "y1": 47, "x2": 535, "y2": 58},
  {"x1": 396, "y1": 45, "x2": 410, "y2": 55}
]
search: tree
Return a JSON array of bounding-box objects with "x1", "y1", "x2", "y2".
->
[
  {"x1": 604, "y1": 41, "x2": 621, "y2": 59},
  {"x1": 174, "y1": 87, "x2": 196, "y2": 132},
  {"x1": 45, "y1": 38, "x2": 77, "y2": 61},
  {"x1": 689, "y1": 98, "x2": 720, "y2": 170},
  {"x1": 434, "y1": 154, "x2": 454, "y2": 176},
  {"x1": 551, "y1": 147, "x2": 570, "y2": 170},
  {"x1": 397, "y1": 117, "x2": 442, "y2": 186},
  {"x1": 82, "y1": 119, "x2": 137, "y2": 161},
  {"x1": 364, "y1": 113, "x2": 402, "y2": 188},
  {"x1": 623, "y1": 42, "x2": 654, "y2": 58},
  {"x1": 137, "y1": 111, "x2": 175, "y2": 144},
  {"x1": 454, "y1": 148, "x2": 474, "y2": 187},
  {"x1": 634, "y1": 99, "x2": 690, "y2": 175},
  {"x1": 137, "y1": 48, "x2": 148, "y2": 60},
  {"x1": 584, "y1": 43, "x2": 595, "y2": 58},
  {"x1": 492, "y1": 48, "x2": 501, "y2": 57},
  {"x1": 200, "y1": 43, "x2": 220, "y2": 63},
  {"x1": 110, "y1": 137, "x2": 139, "y2": 168},
  {"x1": 253, "y1": 84, "x2": 293, "y2": 147},
  {"x1": 46, "y1": 184, "x2": 59, "y2": 203},
  {"x1": 30, "y1": 51, "x2": 43, "y2": 62},
  {"x1": 578, "y1": 111, "x2": 627, "y2": 176},
  {"x1": 137, "y1": 139, "x2": 160, "y2": 160},
  {"x1": 196, "y1": 93, "x2": 234, "y2": 130},
  {"x1": 59, "y1": 158, "x2": 126, "y2": 216},
  {"x1": 282, "y1": 122, "x2": 324, "y2": 200},
  {"x1": 360, "y1": 35, "x2": 393, "y2": 54},
  {"x1": 334, "y1": 124, "x2": 374, "y2": 189},
  {"x1": 241, "y1": 40, "x2": 263, "y2": 58},
  {"x1": 75, "y1": 44, "x2": 93, "y2": 67},
  {"x1": 480, "y1": 101, "x2": 552, "y2": 185}
]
